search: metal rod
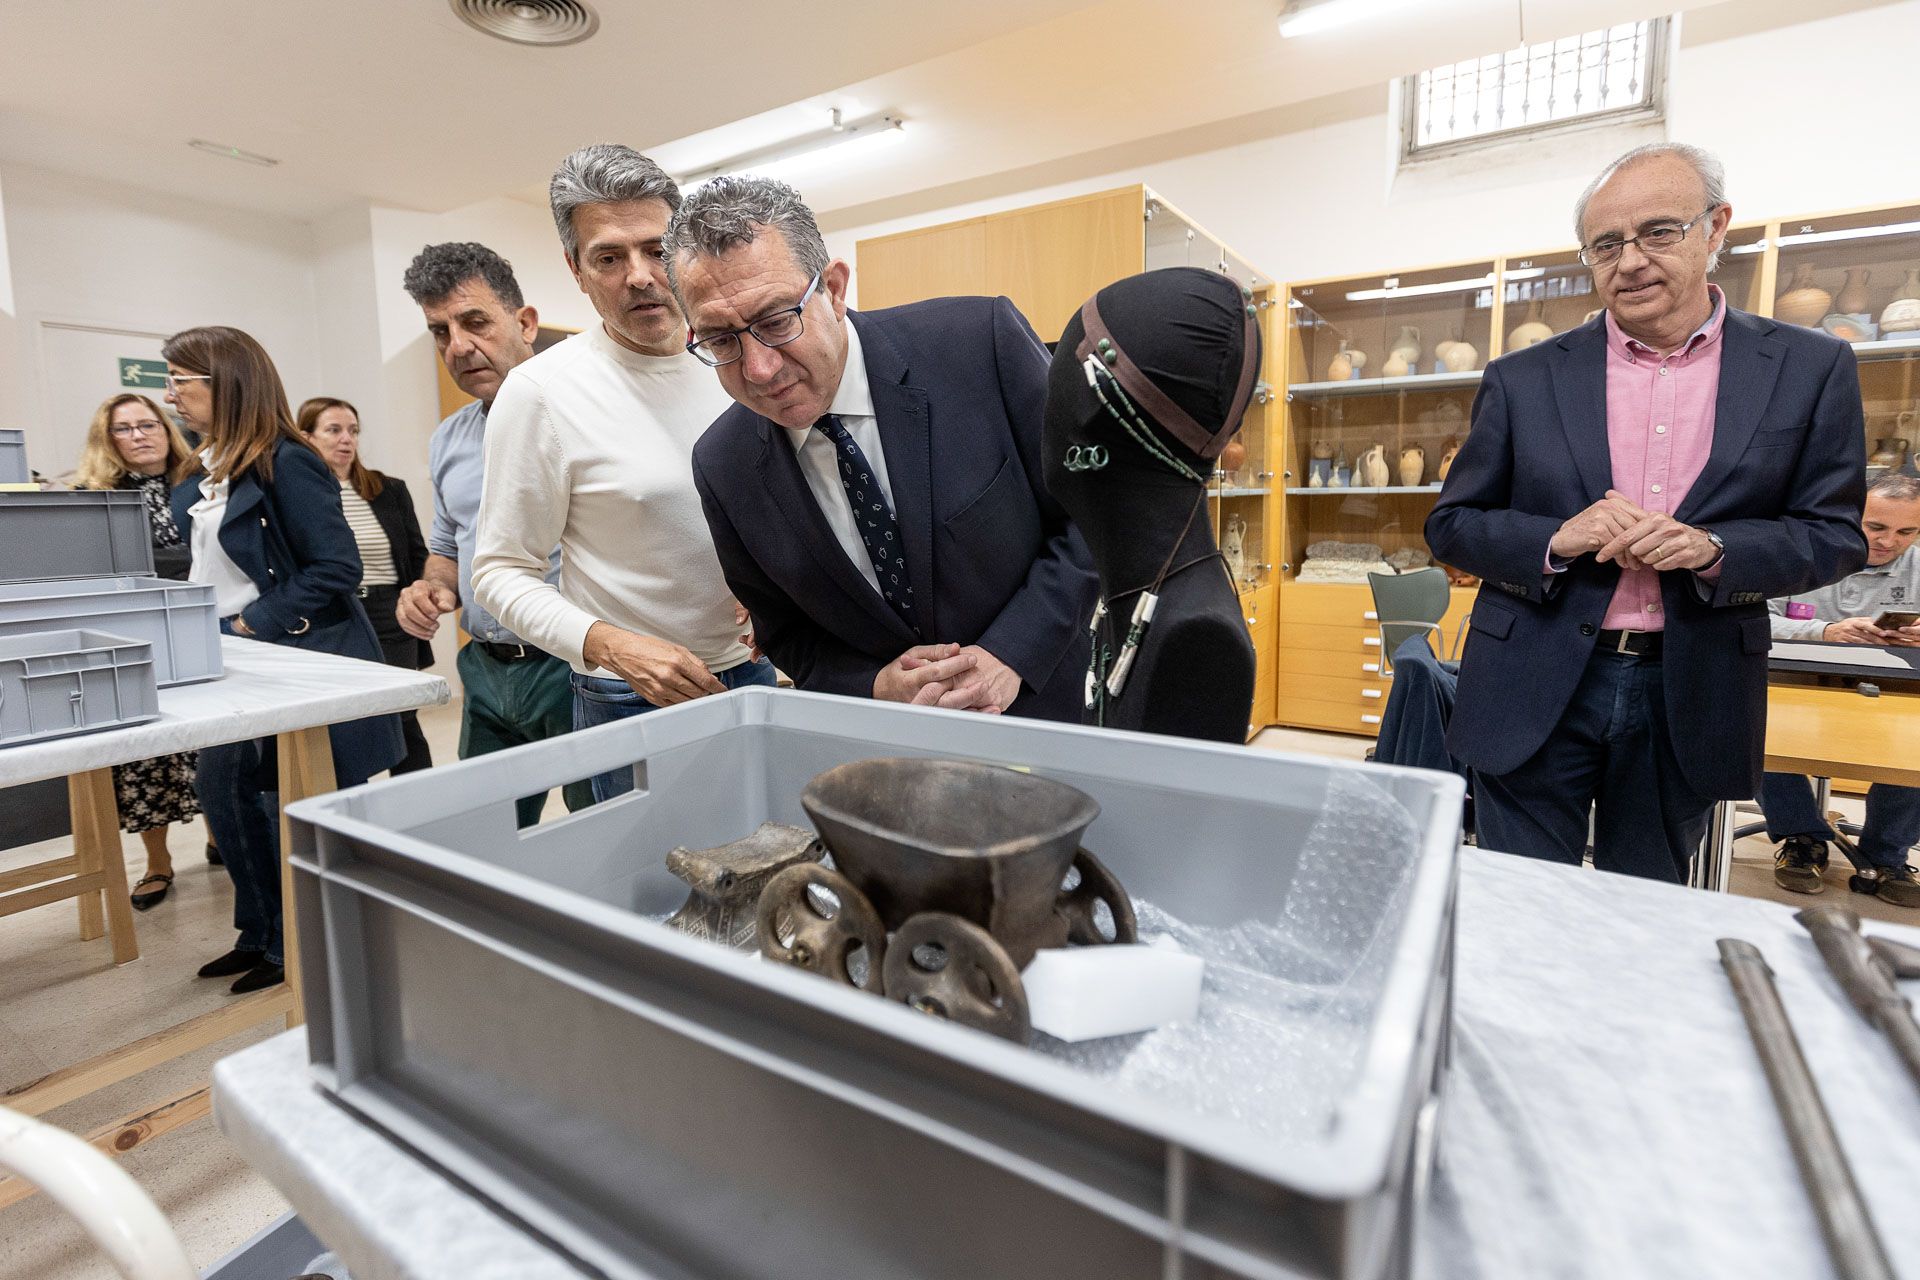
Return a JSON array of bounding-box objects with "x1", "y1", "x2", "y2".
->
[
  {"x1": 1797, "y1": 907, "x2": 1920, "y2": 1098},
  {"x1": 1717, "y1": 939, "x2": 1894, "y2": 1280}
]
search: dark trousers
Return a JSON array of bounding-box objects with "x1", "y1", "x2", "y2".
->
[
  {"x1": 456, "y1": 641, "x2": 593, "y2": 828},
  {"x1": 1760, "y1": 772, "x2": 1920, "y2": 870},
  {"x1": 1472, "y1": 647, "x2": 1711, "y2": 883},
  {"x1": 362, "y1": 588, "x2": 432, "y2": 775},
  {"x1": 572, "y1": 659, "x2": 778, "y2": 803}
]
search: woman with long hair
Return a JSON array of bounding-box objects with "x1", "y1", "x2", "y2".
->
[
  {"x1": 73, "y1": 393, "x2": 203, "y2": 909},
  {"x1": 297, "y1": 396, "x2": 433, "y2": 772},
  {"x1": 164, "y1": 325, "x2": 404, "y2": 994}
]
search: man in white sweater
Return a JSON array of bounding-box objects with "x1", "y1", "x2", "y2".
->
[{"x1": 473, "y1": 144, "x2": 774, "y2": 801}]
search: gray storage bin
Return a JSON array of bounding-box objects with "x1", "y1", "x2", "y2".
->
[
  {"x1": 0, "y1": 428, "x2": 25, "y2": 484},
  {"x1": 0, "y1": 628, "x2": 158, "y2": 745},
  {"x1": 0, "y1": 576, "x2": 220, "y2": 686},
  {"x1": 286, "y1": 689, "x2": 1461, "y2": 1280},
  {"x1": 0, "y1": 489, "x2": 154, "y2": 581}
]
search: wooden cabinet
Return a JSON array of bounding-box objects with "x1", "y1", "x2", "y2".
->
[
  {"x1": 1270, "y1": 582, "x2": 1473, "y2": 738},
  {"x1": 856, "y1": 184, "x2": 1284, "y2": 734}
]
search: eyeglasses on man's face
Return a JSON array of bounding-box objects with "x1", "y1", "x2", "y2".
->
[
  {"x1": 686, "y1": 271, "x2": 823, "y2": 368},
  {"x1": 110, "y1": 421, "x2": 165, "y2": 439},
  {"x1": 163, "y1": 372, "x2": 212, "y2": 392},
  {"x1": 1579, "y1": 206, "x2": 1720, "y2": 268}
]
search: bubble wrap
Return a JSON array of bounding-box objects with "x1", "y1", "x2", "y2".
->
[{"x1": 1031, "y1": 768, "x2": 1423, "y2": 1142}]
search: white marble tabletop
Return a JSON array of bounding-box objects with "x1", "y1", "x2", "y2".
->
[
  {"x1": 212, "y1": 850, "x2": 1920, "y2": 1280},
  {"x1": 0, "y1": 636, "x2": 449, "y2": 788}
]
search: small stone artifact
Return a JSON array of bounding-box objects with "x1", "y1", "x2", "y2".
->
[
  {"x1": 1882, "y1": 271, "x2": 1920, "y2": 334},
  {"x1": 756, "y1": 759, "x2": 1137, "y2": 1042},
  {"x1": 665, "y1": 822, "x2": 823, "y2": 949}
]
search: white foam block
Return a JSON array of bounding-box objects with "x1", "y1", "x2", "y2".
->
[{"x1": 1021, "y1": 941, "x2": 1205, "y2": 1042}]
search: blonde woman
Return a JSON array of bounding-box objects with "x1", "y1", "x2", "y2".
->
[{"x1": 73, "y1": 394, "x2": 202, "y2": 909}]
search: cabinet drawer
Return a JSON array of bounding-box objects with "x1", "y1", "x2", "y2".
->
[
  {"x1": 1275, "y1": 695, "x2": 1384, "y2": 737},
  {"x1": 1274, "y1": 646, "x2": 1391, "y2": 679},
  {"x1": 1277, "y1": 623, "x2": 1383, "y2": 655},
  {"x1": 1279, "y1": 583, "x2": 1379, "y2": 628},
  {"x1": 1276, "y1": 671, "x2": 1389, "y2": 706}
]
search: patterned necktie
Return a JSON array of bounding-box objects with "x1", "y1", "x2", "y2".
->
[{"x1": 814, "y1": 414, "x2": 919, "y2": 635}]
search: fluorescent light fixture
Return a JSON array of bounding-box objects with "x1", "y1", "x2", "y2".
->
[
  {"x1": 1502, "y1": 268, "x2": 1545, "y2": 281},
  {"x1": 187, "y1": 139, "x2": 278, "y2": 167},
  {"x1": 1279, "y1": 0, "x2": 1415, "y2": 38},
  {"x1": 1774, "y1": 220, "x2": 1920, "y2": 247},
  {"x1": 676, "y1": 110, "x2": 906, "y2": 187},
  {"x1": 1726, "y1": 240, "x2": 1769, "y2": 255},
  {"x1": 1345, "y1": 274, "x2": 1494, "y2": 302}
]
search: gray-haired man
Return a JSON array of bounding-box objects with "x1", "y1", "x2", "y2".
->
[
  {"x1": 472, "y1": 145, "x2": 774, "y2": 802},
  {"x1": 397, "y1": 241, "x2": 588, "y2": 827}
]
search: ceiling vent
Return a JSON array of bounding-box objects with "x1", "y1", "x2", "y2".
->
[{"x1": 449, "y1": 0, "x2": 599, "y2": 46}]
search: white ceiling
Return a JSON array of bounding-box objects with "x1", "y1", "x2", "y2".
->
[{"x1": 0, "y1": 0, "x2": 1898, "y2": 225}]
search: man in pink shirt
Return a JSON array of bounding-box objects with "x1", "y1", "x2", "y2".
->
[{"x1": 1428, "y1": 143, "x2": 1867, "y2": 881}]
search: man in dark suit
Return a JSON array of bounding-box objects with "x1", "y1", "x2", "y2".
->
[
  {"x1": 1427, "y1": 142, "x2": 1867, "y2": 881},
  {"x1": 664, "y1": 177, "x2": 1095, "y2": 720}
]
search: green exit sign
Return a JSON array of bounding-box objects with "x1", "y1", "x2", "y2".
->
[{"x1": 119, "y1": 358, "x2": 167, "y2": 389}]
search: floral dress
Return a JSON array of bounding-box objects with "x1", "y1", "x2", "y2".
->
[{"x1": 109, "y1": 471, "x2": 199, "y2": 834}]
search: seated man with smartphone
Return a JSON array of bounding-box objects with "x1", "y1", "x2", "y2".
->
[{"x1": 1766, "y1": 472, "x2": 1920, "y2": 904}]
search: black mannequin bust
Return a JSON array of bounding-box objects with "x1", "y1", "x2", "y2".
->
[{"x1": 1042, "y1": 267, "x2": 1258, "y2": 742}]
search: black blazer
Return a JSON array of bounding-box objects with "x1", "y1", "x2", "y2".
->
[
  {"x1": 692, "y1": 297, "x2": 1097, "y2": 722},
  {"x1": 1426, "y1": 307, "x2": 1868, "y2": 799},
  {"x1": 173, "y1": 438, "x2": 404, "y2": 780},
  {"x1": 366, "y1": 476, "x2": 433, "y2": 669}
]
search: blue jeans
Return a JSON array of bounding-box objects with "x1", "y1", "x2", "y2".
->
[
  {"x1": 197, "y1": 617, "x2": 386, "y2": 967},
  {"x1": 1472, "y1": 647, "x2": 1711, "y2": 883},
  {"x1": 1760, "y1": 772, "x2": 1920, "y2": 870},
  {"x1": 571, "y1": 658, "x2": 777, "y2": 803}
]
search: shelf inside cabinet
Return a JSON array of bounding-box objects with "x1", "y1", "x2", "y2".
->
[
  {"x1": 1290, "y1": 371, "x2": 1482, "y2": 398},
  {"x1": 1852, "y1": 335, "x2": 1920, "y2": 361},
  {"x1": 1286, "y1": 485, "x2": 1443, "y2": 496},
  {"x1": 1211, "y1": 486, "x2": 1272, "y2": 498}
]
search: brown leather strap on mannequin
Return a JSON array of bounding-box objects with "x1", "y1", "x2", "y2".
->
[{"x1": 1073, "y1": 288, "x2": 1259, "y2": 460}]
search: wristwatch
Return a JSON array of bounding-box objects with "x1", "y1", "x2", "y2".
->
[{"x1": 1700, "y1": 528, "x2": 1726, "y2": 569}]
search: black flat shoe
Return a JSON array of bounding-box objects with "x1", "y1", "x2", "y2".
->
[
  {"x1": 130, "y1": 873, "x2": 173, "y2": 911},
  {"x1": 198, "y1": 947, "x2": 265, "y2": 978},
  {"x1": 206, "y1": 841, "x2": 223, "y2": 866},
  {"x1": 230, "y1": 961, "x2": 286, "y2": 994}
]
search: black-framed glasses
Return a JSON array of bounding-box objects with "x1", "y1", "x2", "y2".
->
[
  {"x1": 686, "y1": 271, "x2": 821, "y2": 368},
  {"x1": 110, "y1": 421, "x2": 165, "y2": 438},
  {"x1": 1579, "y1": 206, "x2": 1720, "y2": 268}
]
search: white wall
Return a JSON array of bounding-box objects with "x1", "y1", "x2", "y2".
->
[
  {"x1": 827, "y1": 4, "x2": 1920, "y2": 305},
  {"x1": 0, "y1": 163, "x2": 324, "y2": 475}
]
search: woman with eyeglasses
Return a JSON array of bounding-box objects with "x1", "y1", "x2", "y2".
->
[
  {"x1": 72, "y1": 393, "x2": 204, "y2": 910},
  {"x1": 163, "y1": 326, "x2": 404, "y2": 995},
  {"x1": 297, "y1": 396, "x2": 433, "y2": 773}
]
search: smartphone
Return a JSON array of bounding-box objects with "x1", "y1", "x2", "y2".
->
[{"x1": 1874, "y1": 610, "x2": 1920, "y2": 630}]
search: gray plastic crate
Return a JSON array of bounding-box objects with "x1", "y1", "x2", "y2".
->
[
  {"x1": 0, "y1": 489, "x2": 154, "y2": 581},
  {"x1": 286, "y1": 690, "x2": 1461, "y2": 1280},
  {"x1": 0, "y1": 576, "x2": 220, "y2": 686},
  {"x1": 0, "y1": 428, "x2": 25, "y2": 484},
  {"x1": 0, "y1": 628, "x2": 158, "y2": 745}
]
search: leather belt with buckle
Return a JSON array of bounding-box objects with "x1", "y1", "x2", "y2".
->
[
  {"x1": 1598, "y1": 628, "x2": 1663, "y2": 657},
  {"x1": 475, "y1": 640, "x2": 547, "y2": 663}
]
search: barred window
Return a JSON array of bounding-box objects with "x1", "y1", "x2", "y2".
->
[{"x1": 1404, "y1": 20, "x2": 1667, "y2": 159}]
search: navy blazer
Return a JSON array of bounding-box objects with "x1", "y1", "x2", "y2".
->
[
  {"x1": 173, "y1": 438, "x2": 404, "y2": 781},
  {"x1": 692, "y1": 297, "x2": 1097, "y2": 721},
  {"x1": 1426, "y1": 307, "x2": 1867, "y2": 799}
]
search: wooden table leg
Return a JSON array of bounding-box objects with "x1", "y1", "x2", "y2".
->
[
  {"x1": 66, "y1": 769, "x2": 138, "y2": 964},
  {"x1": 276, "y1": 725, "x2": 336, "y2": 1030}
]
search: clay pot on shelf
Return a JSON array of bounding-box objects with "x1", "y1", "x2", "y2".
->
[
  {"x1": 1398, "y1": 446, "x2": 1426, "y2": 488},
  {"x1": 1834, "y1": 267, "x2": 1873, "y2": 316},
  {"x1": 1437, "y1": 437, "x2": 1461, "y2": 482},
  {"x1": 1822, "y1": 314, "x2": 1874, "y2": 342},
  {"x1": 1307, "y1": 438, "x2": 1333, "y2": 487},
  {"x1": 1382, "y1": 325, "x2": 1422, "y2": 378},
  {"x1": 1221, "y1": 513, "x2": 1248, "y2": 586},
  {"x1": 1870, "y1": 437, "x2": 1910, "y2": 469},
  {"x1": 1506, "y1": 300, "x2": 1552, "y2": 351},
  {"x1": 1882, "y1": 270, "x2": 1920, "y2": 334},
  {"x1": 1219, "y1": 438, "x2": 1247, "y2": 476},
  {"x1": 1439, "y1": 339, "x2": 1478, "y2": 373},
  {"x1": 1332, "y1": 448, "x2": 1351, "y2": 488},
  {"x1": 1357, "y1": 443, "x2": 1391, "y2": 489},
  {"x1": 1327, "y1": 339, "x2": 1366, "y2": 381},
  {"x1": 1774, "y1": 263, "x2": 1833, "y2": 328}
]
